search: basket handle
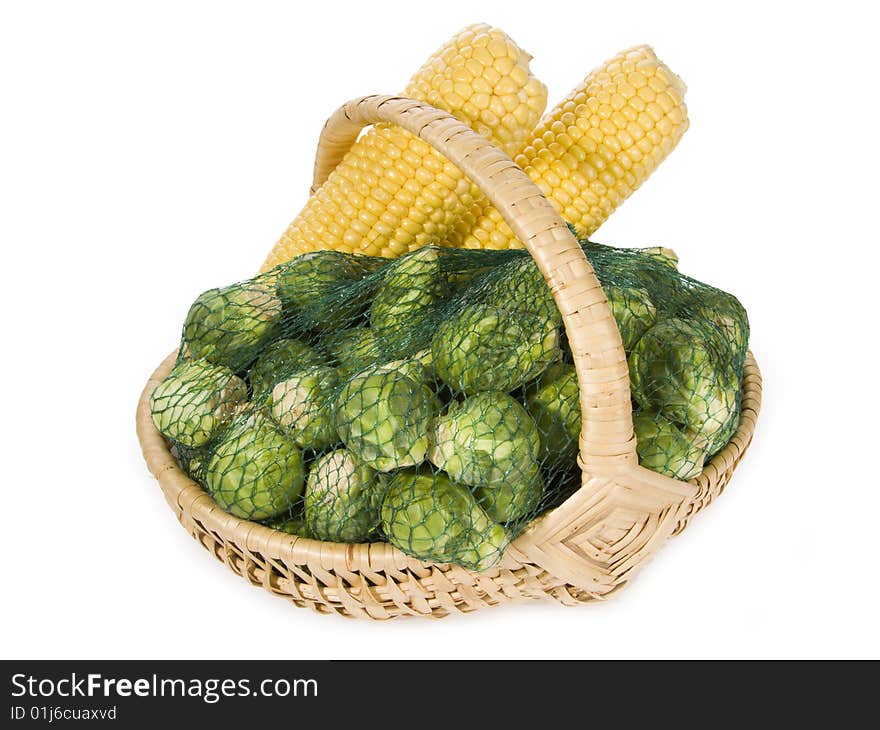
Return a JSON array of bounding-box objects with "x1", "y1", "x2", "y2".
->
[{"x1": 311, "y1": 95, "x2": 637, "y2": 474}]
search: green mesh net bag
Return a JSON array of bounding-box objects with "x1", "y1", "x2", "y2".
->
[{"x1": 150, "y1": 235, "x2": 749, "y2": 571}]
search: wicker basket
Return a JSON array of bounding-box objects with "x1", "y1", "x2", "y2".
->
[{"x1": 136, "y1": 95, "x2": 762, "y2": 619}]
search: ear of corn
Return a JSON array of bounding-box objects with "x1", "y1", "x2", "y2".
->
[
  {"x1": 447, "y1": 45, "x2": 688, "y2": 250},
  {"x1": 261, "y1": 24, "x2": 547, "y2": 271}
]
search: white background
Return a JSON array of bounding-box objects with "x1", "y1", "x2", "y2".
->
[{"x1": 2, "y1": 0, "x2": 877, "y2": 659}]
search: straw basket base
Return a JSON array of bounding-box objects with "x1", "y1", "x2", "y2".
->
[{"x1": 137, "y1": 351, "x2": 761, "y2": 620}]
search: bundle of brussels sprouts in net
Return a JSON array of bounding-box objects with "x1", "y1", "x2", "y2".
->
[{"x1": 150, "y1": 235, "x2": 748, "y2": 571}]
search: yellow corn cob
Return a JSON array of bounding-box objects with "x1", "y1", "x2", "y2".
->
[
  {"x1": 261, "y1": 24, "x2": 546, "y2": 271},
  {"x1": 448, "y1": 45, "x2": 688, "y2": 250}
]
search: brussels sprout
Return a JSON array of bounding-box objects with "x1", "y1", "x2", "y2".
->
[
  {"x1": 629, "y1": 318, "x2": 738, "y2": 441},
  {"x1": 639, "y1": 246, "x2": 679, "y2": 268},
  {"x1": 174, "y1": 443, "x2": 206, "y2": 480},
  {"x1": 324, "y1": 327, "x2": 384, "y2": 375},
  {"x1": 524, "y1": 362, "x2": 580, "y2": 467},
  {"x1": 633, "y1": 410, "x2": 707, "y2": 480},
  {"x1": 275, "y1": 250, "x2": 369, "y2": 331},
  {"x1": 269, "y1": 365, "x2": 340, "y2": 451},
  {"x1": 432, "y1": 304, "x2": 560, "y2": 395},
  {"x1": 385, "y1": 246, "x2": 442, "y2": 285},
  {"x1": 690, "y1": 290, "x2": 749, "y2": 363},
  {"x1": 429, "y1": 392, "x2": 544, "y2": 524},
  {"x1": 203, "y1": 412, "x2": 305, "y2": 521},
  {"x1": 334, "y1": 365, "x2": 439, "y2": 471},
  {"x1": 481, "y1": 256, "x2": 562, "y2": 326},
  {"x1": 371, "y1": 348, "x2": 434, "y2": 383},
  {"x1": 428, "y1": 391, "x2": 540, "y2": 487},
  {"x1": 370, "y1": 246, "x2": 445, "y2": 357},
  {"x1": 706, "y1": 406, "x2": 740, "y2": 459},
  {"x1": 183, "y1": 281, "x2": 281, "y2": 371},
  {"x1": 150, "y1": 359, "x2": 247, "y2": 448},
  {"x1": 263, "y1": 514, "x2": 309, "y2": 537},
  {"x1": 588, "y1": 247, "x2": 677, "y2": 303},
  {"x1": 603, "y1": 285, "x2": 656, "y2": 351},
  {"x1": 304, "y1": 449, "x2": 383, "y2": 542},
  {"x1": 380, "y1": 469, "x2": 507, "y2": 570},
  {"x1": 410, "y1": 347, "x2": 434, "y2": 380},
  {"x1": 248, "y1": 338, "x2": 323, "y2": 398},
  {"x1": 446, "y1": 262, "x2": 495, "y2": 291},
  {"x1": 474, "y1": 460, "x2": 544, "y2": 523}
]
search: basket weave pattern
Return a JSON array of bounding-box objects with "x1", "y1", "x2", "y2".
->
[{"x1": 137, "y1": 96, "x2": 762, "y2": 619}]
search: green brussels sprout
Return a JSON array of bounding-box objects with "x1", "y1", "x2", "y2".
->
[
  {"x1": 183, "y1": 281, "x2": 281, "y2": 371},
  {"x1": 633, "y1": 410, "x2": 707, "y2": 480},
  {"x1": 474, "y1": 458, "x2": 543, "y2": 523},
  {"x1": 370, "y1": 246, "x2": 445, "y2": 357},
  {"x1": 603, "y1": 284, "x2": 656, "y2": 351},
  {"x1": 263, "y1": 514, "x2": 309, "y2": 537},
  {"x1": 334, "y1": 365, "x2": 439, "y2": 471},
  {"x1": 629, "y1": 318, "x2": 739, "y2": 441},
  {"x1": 150, "y1": 359, "x2": 247, "y2": 448},
  {"x1": 203, "y1": 412, "x2": 305, "y2": 521},
  {"x1": 428, "y1": 391, "x2": 540, "y2": 487},
  {"x1": 380, "y1": 469, "x2": 507, "y2": 570},
  {"x1": 706, "y1": 406, "x2": 740, "y2": 459},
  {"x1": 524, "y1": 362, "x2": 580, "y2": 467},
  {"x1": 174, "y1": 443, "x2": 206, "y2": 480},
  {"x1": 587, "y1": 246, "x2": 677, "y2": 304},
  {"x1": 481, "y1": 256, "x2": 562, "y2": 326},
  {"x1": 446, "y1": 262, "x2": 495, "y2": 291},
  {"x1": 639, "y1": 246, "x2": 679, "y2": 268},
  {"x1": 370, "y1": 348, "x2": 434, "y2": 383},
  {"x1": 375, "y1": 245, "x2": 443, "y2": 291},
  {"x1": 248, "y1": 338, "x2": 323, "y2": 397},
  {"x1": 690, "y1": 290, "x2": 749, "y2": 363},
  {"x1": 269, "y1": 365, "x2": 340, "y2": 450},
  {"x1": 275, "y1": 250, "x2": 369, "y2": 331},
  {"x1": 410, "y1": 347, "x2": 435, "y2": 380},
  {"x1": 324, "y1": 327, "x2": 384, "y2": 375},
  {"x1": 432, "y1": 303, "x2": 560, "y2": 395},
  {"x1": 304, "y1": 449, "x2": 383, "y2": 542}
]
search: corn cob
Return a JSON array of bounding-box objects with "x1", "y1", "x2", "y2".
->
[
  {"x1": 261, "y1": 24, "x2": 546, "y2": 271},
  {"x1": 448, "y1": 45, "x2": 688, "y2": 250}
]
